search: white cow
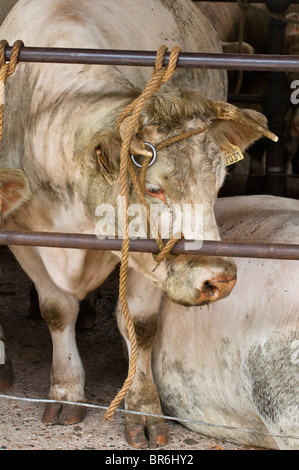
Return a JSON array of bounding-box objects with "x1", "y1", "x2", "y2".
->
[
  {"x1": 143, "y1": 194, "x2": 298, "y2": 450},
  {"x1": 0, "y1": 0, "x2": 275, "y2": 448}
]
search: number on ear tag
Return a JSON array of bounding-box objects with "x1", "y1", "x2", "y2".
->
[{"x1": 223, "y1": 145, "x2": 244, "y2": 167}]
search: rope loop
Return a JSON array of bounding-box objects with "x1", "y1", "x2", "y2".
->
[
  {"x1": 0, "y1": 40, "x2": 23, "y2": 79},
  {"x1": 0, "y1": 40, "x2": 24, "y2": 148},
  {"x1": 0, "y1": 40, "x2": 8, "y2": 69}
]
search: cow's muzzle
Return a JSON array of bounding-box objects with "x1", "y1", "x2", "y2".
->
[{"x1": 163, "y1": 255, "x2": 237, "y2": 307}]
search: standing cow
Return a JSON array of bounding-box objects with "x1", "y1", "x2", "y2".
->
[
  {"x1": 0, "y1": 0, "x2": 275, "y2": 447},
  {"x1": 145, "y1": 195, "x2": 298, "y2": 450}
]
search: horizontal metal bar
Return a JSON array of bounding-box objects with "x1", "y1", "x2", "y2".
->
[
  {"x1": 193, "y1": 0, "x2": 299, "y2": 3},
  {"x1": 0, "y1": 230, "x2": 298, "y2": 260},
  {"x1": 4, "y1": 46, "x2": 299, "y2": 72}
]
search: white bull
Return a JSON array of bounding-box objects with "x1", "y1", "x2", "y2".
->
[
  {"x1": 0, "y1": 0, "x2": 276, "y2": 448},
  {"x1": 140, "y1": 194, "x2": 299, "y2": 450}
]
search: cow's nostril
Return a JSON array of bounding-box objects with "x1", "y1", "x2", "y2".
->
[
  {"x1": 203, "y1": 281, "x2": 219, "y2": 299},
  {"x1": 198, "y1": 276, "x2": 237, "y2": 305}
]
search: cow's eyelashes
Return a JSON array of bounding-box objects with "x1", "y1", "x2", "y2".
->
[
  {"x1": 145, "y1": 183, "x2": 167, "y2": 204},
  {"x1": 146, "y1": 183, "x2": 162, "y2": 194}
]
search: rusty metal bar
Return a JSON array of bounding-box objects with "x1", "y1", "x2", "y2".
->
[
  {"x1": 0, "y1": 230, "x2": 298, "y2": 260},
  {"x1": 4, "y1": 46, "x2": 299, "y2": 72}
]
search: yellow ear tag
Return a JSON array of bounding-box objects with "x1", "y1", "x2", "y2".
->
[{"x1": 223, "y1": 145, "x2": 244, "y2": 167}]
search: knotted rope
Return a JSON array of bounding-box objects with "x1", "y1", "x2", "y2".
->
[
  {"x1": 0, "y1": 40, "x2": 23, "y2": 222},
  {"x1": 104, "y1": 45, "x2": 207, "y2": 420},
  {"x1": 0, "y1": 40, "x2": 23, "y2": 146}
]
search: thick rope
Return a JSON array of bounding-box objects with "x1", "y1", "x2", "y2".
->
[
  {"x1": 104, "y1": 45, "x2": 183, "y2": 420},
  {"x1": 0, "y1": 40, "x2": 23, "y2": 222},
  {"x1": 104, "y1": 46, "x2": 209, "y2": 420},
  {"x1": 0, "y1": 40, "x2": 23, "y2": 146}
]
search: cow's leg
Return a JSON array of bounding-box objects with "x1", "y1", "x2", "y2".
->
[
  {"x1": 39, "y1": 287, "x2": 86, "y2": 425},
  {"x1": 116, "y1": 269, "x2": 165, "y2": 449},
  {"x1": 8, "y1": 244, "x2": 117, "y2": 426},
  {"x1": 29, "y1": 282, "x2": 97, "y2": 330},
  {"x1": 0, "y1": 324, "x2": 13, "y2": 390},
  {"x1": 10, "y1": 244, "x2": 86, "y2": 424}
]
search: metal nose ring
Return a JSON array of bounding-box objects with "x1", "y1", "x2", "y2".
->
[{"x1": 131, "y1": 142, "x2": 157, "y2": 168}]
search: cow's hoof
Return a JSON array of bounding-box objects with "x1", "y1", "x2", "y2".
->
[
  {"x1": 42, "y1": 403, "x2": 86, "y2": 425},
  {"x1": 125, "y1": 420, "x2": 168, "y2": 449},
  {"x1": 0, "y1": 362, "x2": 14, "y2": 390}
]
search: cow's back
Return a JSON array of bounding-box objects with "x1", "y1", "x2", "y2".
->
[
  {"x1": 0, "y1": 0, "x2": 227, "y2": 175},
  {"x1": 0, "y1": 0, "x2": 226, "y2": 94}
]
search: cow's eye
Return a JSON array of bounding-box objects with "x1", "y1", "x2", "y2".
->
[{"x1": 145, "y1": 183, "x2": 167, "y2": 204}]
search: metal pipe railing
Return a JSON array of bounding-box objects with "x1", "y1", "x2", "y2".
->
[
  {"x1": 0, "y1": 41, "x2": 297, "y2": 258},
  {"x1": 192, "y1": 0, "x2": 299, "y2": 2},
  {"x1": 4, "y1": 47, "x2": 299, "y2": 72},
  {"x1": 0, "y1": 231, "x2": 298, "y2": 260}
]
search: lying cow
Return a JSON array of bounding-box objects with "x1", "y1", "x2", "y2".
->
[
  {"x1": 0, "y1": 0, "x2": 275, "y2": 448},
  {"x1": 142, "y1": 194, "x2": 298, "y2": 450}
]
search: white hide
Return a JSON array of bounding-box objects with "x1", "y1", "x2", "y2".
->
[{"x1": 152, "y1": 195, "x2": 299, "y2": 450}]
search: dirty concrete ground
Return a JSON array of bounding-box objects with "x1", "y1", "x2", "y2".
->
[{"x1": 0, "y1": 246, "x2": 259, "y2": 451}]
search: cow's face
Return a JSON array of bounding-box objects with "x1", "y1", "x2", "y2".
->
[
  {"x1": 95, "y1": 88, "x2": 276, "y2": 306},
  {"x1": 138, "y1": 125, "x2": 237, "y2": 306},
  {"x1": 124, "y1": 122, "x2": 238, "y2": 306}
]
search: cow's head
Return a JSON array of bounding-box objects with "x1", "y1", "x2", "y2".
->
[
  {"x1": 93, "y1": 88, "x2": 276, "y2": 306},
  {"x1": 0, "y1": 169, "x2": 31, "y2": 223}
]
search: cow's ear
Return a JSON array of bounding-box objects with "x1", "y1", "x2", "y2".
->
[
  {"x1": 0, "y1": 169, "x2": 31, "y2": 221},
  {"x1": 207, "y1": 100, "x2": 278, "y2": 151}
]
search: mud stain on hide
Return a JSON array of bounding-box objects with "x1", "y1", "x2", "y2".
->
[
  {"x1": 246, "y1": 332, "x2": 299, "y2": 424},
  {"x1": 134, "y1": 315, "x2": 159, "y2": 350},
  {"x1": 158, "y1": 352, "x2": 199, "y2": 417},
  {"x1": 39, "y1": 302, "x2": 65, "y2": 331}
]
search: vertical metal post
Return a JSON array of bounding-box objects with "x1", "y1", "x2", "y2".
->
[{"x1": 261, "y1": 0, "x2": 290, "y2": 196}]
